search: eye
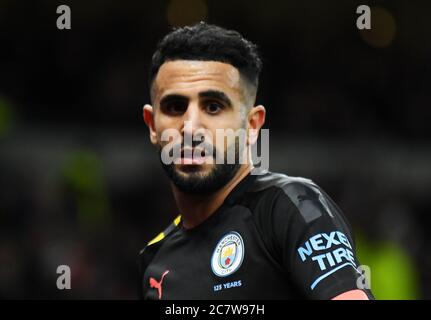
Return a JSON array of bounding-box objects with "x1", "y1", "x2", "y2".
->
[
  {"x1": 161, "y1": 100, "x2": 187, "y2": 115},
  {"x1": 205, "y1": 101, "x2": 223, "y2": 114}
]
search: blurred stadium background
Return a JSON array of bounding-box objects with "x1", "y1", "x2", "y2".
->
[{"x1": 0, "y1": 0, "x2": 430, "y2": 299}]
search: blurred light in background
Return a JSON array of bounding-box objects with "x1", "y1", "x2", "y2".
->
[
  {"x1": 167, "y1": 0, "x2": 208, "y2": 27},
  {"x1": 360, "y1": 6, "x2": 396, "y2": 48},
  {"x1": 357, "y1": 235, "x2": 419, "y2": 300},
  {"x1": 61, "y1": 150, "x2": 111, "y2": 232}
]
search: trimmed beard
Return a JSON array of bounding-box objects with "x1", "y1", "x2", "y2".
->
[{"x1": 158, "y1": 139, "x2": 243, "y2": 195}]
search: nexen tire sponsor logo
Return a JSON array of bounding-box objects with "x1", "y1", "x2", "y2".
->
[{"x1": 297, "y1": 231, "x2": 359, "y2": 290}]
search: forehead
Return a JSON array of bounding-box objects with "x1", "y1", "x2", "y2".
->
[{"x1": 152, "y1": 60, "x2": 243, "y2": 102}]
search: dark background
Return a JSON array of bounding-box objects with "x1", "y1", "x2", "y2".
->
[{"x1": 0, "y1": 0, "x2": 430, "y2": 299}]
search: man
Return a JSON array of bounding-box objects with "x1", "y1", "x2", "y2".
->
[{"x1": 139, "y1": 22, "x2": 373, "y2": 300}]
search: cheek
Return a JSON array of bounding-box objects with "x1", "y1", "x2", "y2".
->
[
  {"x1": 210, "y1": 109, "x2": 243, "y2": 129},
  {"x1": 218, "y1": 114, "x2": 245, "y2": 133},
  {"x1": 157, "y1": 129, "x2": 183, "y2": 148},
  {"x1": 208, "y1": 122, "x2": 245, "y2": 152},
  {"x1": 154, "y1": 114, "x2": 180, "y2": 137}
]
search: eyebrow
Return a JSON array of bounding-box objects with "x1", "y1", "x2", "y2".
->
[
  {"x1": 159, "y1": 90, "x2": 234, "y2": 109},
  {"x1": 199, "y1": 90, "x2": 233, "y2": 108},
  {"x1": 159, "y1": 94, "x2": 188, "y2": 107}
]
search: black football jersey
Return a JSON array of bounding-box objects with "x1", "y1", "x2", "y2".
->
[{"x1": 138, "y1": 171, "x2": 373, "y2": 300}]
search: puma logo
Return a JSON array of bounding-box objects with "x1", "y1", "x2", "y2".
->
[{"x1": 149, "y1": 270, "x2": 169, "y2": 299}]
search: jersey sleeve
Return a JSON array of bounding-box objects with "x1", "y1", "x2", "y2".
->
[{"x1": 270, "y1": 180, "x2": 373, "y2": 299}]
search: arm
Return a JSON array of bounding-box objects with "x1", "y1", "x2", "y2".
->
[
  {"x1": 332, "y1": 289, "x2": 370, "y2": 300},
  {"x1": 270, "y1": 180, "x2": 374, "y2": 299}
]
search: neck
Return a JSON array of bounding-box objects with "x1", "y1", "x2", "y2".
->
[{"x1": 171, "y1": 164, "x2": 253, "y2": 229}]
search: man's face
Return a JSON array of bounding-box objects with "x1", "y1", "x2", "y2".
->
[{"x1": 144, "y1": 60, "x2": 255, "y2": 194}]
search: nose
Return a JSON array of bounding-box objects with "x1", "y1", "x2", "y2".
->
[{"x1": 181, "y1": 101, "x2": 205, "y2": 139}]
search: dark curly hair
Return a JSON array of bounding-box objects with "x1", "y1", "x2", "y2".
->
[{"x1": 149, "y1": 22, "x2": 262, "y2": 93}]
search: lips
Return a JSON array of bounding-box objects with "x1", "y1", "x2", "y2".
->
[{"x1": 178, "y1": 148, "x2": 211, "y2": 165}]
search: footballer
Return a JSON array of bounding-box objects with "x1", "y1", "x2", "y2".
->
[{"x1": 138, "y1": 22, "x2": 374, "y2": 300}]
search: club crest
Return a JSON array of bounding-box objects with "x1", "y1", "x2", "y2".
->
[{"x1": 211, "y1": 232, "x2": 244, "y2": 277}]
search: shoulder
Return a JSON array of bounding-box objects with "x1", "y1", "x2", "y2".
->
[
  {"x1": 138, "y1": 215, "x2": 181, "y2": 274},
  {"x1": 248, "y1": 171, "x2": 344, "y2": 226},
  {"x1": 139, "y1": 215, "x2": 181, "y2": 256},
  {"x1": 137, "y1": 215, "x2": 181, "y2": 298},
  {"x1": 251, "y1": 171, "x2": 318, "y2": 196}
]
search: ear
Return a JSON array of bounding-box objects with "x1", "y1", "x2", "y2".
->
[
  {"x1": 143, "y1": 104, "x2": 158, "y2": 145},
  {"x1": 247, "y1": 105, "x2": 266, "y2": 145}
]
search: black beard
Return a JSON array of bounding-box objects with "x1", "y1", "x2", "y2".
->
[{"x1": 158, "y1": 141, "x2": 242, "y2": 195}]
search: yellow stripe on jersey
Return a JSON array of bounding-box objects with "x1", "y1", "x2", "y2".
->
[
  {"x1": 174, "y1": 215, "x2": 181, "y2": 226},
  {"x1": 147, "y1": 232, "x2": 165, "y2": 246},
  {"x1": 147, "y1": 215, "x2": 182, "y2": 246}
]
